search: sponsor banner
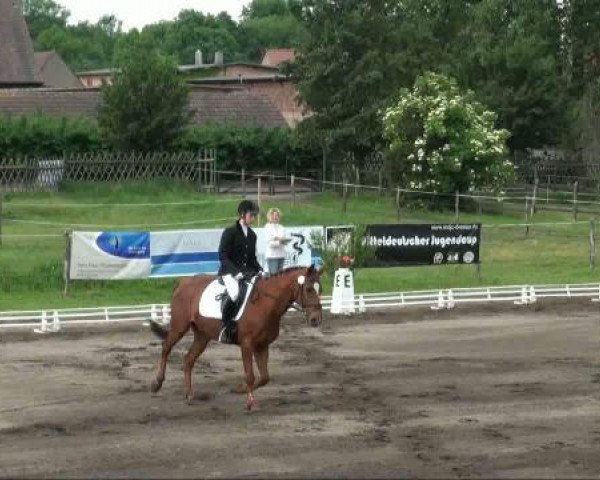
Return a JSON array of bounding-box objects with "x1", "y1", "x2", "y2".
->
[
  {"x1": 364, "y1": 224, "x2": 481, "y2": 266},
  {"x1": 150, "y1": 229, "x2": 223, "y2": 278},
  {"x1": 258, "y1": 225, "x2": 323, "y2": 271},
  {"x1": 70, "y1": 231, "x2": 151, "y2": 280},
  {"x1": 71, "y1": 226, "x2": 325, "y2": 280},
  {"x1": 151, "y1": 226, "x2": 323, "y2": 278}
]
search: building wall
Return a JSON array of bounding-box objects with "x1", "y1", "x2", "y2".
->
[{"x1": 80, "y1": 75, "x2": 112, "y2": 88}]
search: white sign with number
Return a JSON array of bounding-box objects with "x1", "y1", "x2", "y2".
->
[{"x1": 330, "y1": 268, "x2": 355, "y2": 314}]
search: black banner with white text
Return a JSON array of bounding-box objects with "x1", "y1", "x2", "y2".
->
[{"x1": 364, "y1": 224, "x2": 481, "y2": 267}]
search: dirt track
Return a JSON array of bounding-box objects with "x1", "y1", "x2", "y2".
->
[{"x1": 1, "y1": 300, "x2": 599, "y2": 479}]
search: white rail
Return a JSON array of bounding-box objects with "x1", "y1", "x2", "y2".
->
[{"x1": 1, "y1": 283, "x2": 599, "y2": 334}]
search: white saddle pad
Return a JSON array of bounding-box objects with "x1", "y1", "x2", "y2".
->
[{"x1": 198, "y1": 276, "x2": 257, "y2": 321}]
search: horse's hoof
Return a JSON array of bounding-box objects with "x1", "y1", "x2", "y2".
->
[
  {"x1": 246, "y1": 396, "x2": 257, "y2": 411},
  {"x1": 150, "y1": 380, "x2": 162, "y2": 393}
]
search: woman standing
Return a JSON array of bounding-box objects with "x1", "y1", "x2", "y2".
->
[{"x1": 264, "y1": 207, "x2": 289, "y2": 275}]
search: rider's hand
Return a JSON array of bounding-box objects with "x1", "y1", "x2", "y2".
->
[
  {"x1": 235, "y1": 272, "x2": 244, "y2": 280},
  {"x1": 260, "y1": 270, "x2": 268, "y2": 278}
]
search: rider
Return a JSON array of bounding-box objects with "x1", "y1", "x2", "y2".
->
[{"x1": 217, "y1": 199, "x2": 265, "y2": 344}]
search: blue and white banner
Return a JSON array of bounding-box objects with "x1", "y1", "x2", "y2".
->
[
  {"x1": 70, "y1": 231, "x2": 151, "y2": 280},
  {"x1": 70, "y1": 226, "x2": 323, "y2": 280},
  {"x1": 151, "y1": 225, "x2": 323, "y2": 278},
  {"x1": 150, "y1": 229, "x2": 223, "y2": 278}
]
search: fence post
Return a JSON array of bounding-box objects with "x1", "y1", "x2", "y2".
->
[
  {"x1": 241, "y1": 168, "x2": 246, "y2": 199},
  {"x1": 332, "y1": 164, "x2": 337, "y2": 194},
  {"x1": 342, "y1": 174, "x2": 348, "y2": 213},
  {"x1": 590, "y1": 217, "x2": 596, "y2": 271},
  {"x1": 0, "y1": 195, "x2": 3, "y2": 247},
  {"x1": 322, "y1": 146, "x2": 327, "y2": 193},
  {"x1": 214, "y1": 150, "x2": 219, "y2": 194},
  {"x1": 354, "y1": 166, "x2": 360, "y2": 197},
  {"x1": 396, "y1": 186, "x2": 401, "y2": 221},
  {"x1": 197, "y1": 153, "x2": 204, "y2": 192},
  {"x1": 454, "y1": 190, "x2": 460, "y2": 222},
  {"x1": 572, "y1": 181, "x2": 579, "y2": 222},
  {"x1": 291, "y1": 174, "x2": 296, "y2": 206},
  {"x1": 524, "y1": 196, "x2": 530, "y2": 236},
  {"x1": 378, "y1": 170, "x2": 383, "y2": 197},
  {"x1": 270, "y1": 172, "x2": 275, "y2": 196},
  {"x1": 257, "y1": 177, "x2": 262, "y2": 226},
  {"x1": 530, "y1": 172, "x2": 539, "y2": 219},
  {"x1": 63, "y1": 230, "x2": 72, "y2": 296},
  {"x1": 546, "y1": 175, "x2": 550, "y2": 204}
]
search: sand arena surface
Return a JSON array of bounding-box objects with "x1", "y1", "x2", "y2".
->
[{"x1": 1, "y1": 300, "x2": 599, "y2": 478}]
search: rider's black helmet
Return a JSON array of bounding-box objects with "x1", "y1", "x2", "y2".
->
[{"x1": 238, "y1": 200, "x2": 259, "y2": 217}]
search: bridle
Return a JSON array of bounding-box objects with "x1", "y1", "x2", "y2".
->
[
  {"x1": 253, "y1": 272, "x2": 322, "y2": 319},
  {"x1": 292, "y1": 275, "x2": 322, "y2": 319}
]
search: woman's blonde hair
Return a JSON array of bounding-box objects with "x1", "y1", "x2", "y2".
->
[{"x1": 267, "y1": 207, "x2": 281, "y2": 222}]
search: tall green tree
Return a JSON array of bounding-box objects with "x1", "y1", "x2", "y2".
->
[
  {"x1": 241, "y1": 0, "x2": 292, "y2": 20},
  {"x1": 22, "y1": 0, "x2": 69, "y2": 41},
  {"x1": 561, "y1": 1, "x2": 600, "y2": 165},
  {"x1": 293, "y1": 0, "x2": 441, "y2": 164},
  {"x1": 239, "y1": 0, "x2": 306, "y2": 61},
  {"x1": 562, "y1": 0, "x2": 600, "y2": 93},
  {"x1": 452, "y1": 0, "x2": 566, "y2": 150},
  {"x1": 164, "y1": 10, "x2": 240, "y2": 64},
  {"x1": 98, "y1": 47, "x2": 191, "y2": 151}
]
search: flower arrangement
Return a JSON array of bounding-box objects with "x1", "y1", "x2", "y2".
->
[{"x1": 336, "y1": 255, "x2": 355, "y2": 269}]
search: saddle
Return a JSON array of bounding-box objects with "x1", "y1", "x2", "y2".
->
[
  {"x1": 216, "y1": 276, "x2": 249, "y2": 318},
  {"x1": 198, "y1": 275, "x2": 256, "y2": 321}
]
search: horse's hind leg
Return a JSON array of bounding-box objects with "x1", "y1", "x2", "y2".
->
[
  {"x1": 184, "y1": 326, "x2": 210, "y2": 403},
  {"x1": 254, "y1": 347, "x2": 270, "y2": 388},
  {"x1": 151, "y1": 323, "x2": 189, "y2": 393}
]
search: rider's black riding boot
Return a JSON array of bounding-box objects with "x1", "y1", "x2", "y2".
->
[{"x1": 219, "y1": 296, "x2": 238, "y2": 344}]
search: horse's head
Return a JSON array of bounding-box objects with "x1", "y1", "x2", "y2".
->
[{"x1": 293, "y1": 265, "x2": 323, "y2": 327}]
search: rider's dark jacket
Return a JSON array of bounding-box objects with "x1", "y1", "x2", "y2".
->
[{"x1": 218, "y1": 221, "x2": 262, "y2": 276}]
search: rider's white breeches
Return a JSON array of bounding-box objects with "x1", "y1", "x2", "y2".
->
[{"x1": 222, "y1": 274, "x2": 240, "y2": 301}]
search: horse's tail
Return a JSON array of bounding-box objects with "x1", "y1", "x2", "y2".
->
[{"x1": 149, "y1": 319, "x2": 169, "y2": 340}]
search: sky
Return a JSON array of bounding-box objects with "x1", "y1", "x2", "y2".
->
[{"x1": 58, "y1": 0, "x2": 249, "y2": 30}]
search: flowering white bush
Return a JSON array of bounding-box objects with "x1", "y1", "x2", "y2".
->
[{"x1": 382, "y1": 72, "x2": 513, "y2": 193}]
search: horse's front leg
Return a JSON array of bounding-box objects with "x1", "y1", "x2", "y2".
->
[
  {"x1": 231, "y1": 347, "x2": 269, "y2": 394},
  {"x1": 241, "y1": 343, "x2": 257, "y2": 410}
]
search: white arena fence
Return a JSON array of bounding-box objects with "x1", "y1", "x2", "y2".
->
[{"x1": 1, "y1": 283, "x2": 600, "y2": 334}]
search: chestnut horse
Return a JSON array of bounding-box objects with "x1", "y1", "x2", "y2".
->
[{"x1": 149, "y1": 266, "x2": 323, "y2": 410}]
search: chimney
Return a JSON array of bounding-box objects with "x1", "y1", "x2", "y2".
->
[
  {"x1": 194, "y1": 49, "x2": 203, "y2": 66},
  {"x1": 214, "y1": 51, "x2": 224, "y2": 66}
]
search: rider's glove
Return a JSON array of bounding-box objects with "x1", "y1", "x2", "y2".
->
[
  {"x1": 260, "y1": 270, "x2": 268, "y2": 277},
  {"x1": 235, "y1": 272, "x2": 244, "y2": 280}
]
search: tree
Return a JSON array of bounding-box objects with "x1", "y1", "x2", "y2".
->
[
  {"x1": 22, "y1": 0, "x2": 69, "y2": 41},
  {"x1": 238, "y1": 14, "x2": 306, "y2": 61},
  {"x1": 164, "y1": 10, "x2": 240, "y2": 64},
  {"x1": 293, "y1": 0, "x2": 441, "y2": 165},
  {"x1": 98, "y1": 47, "x2": 191, "y2": 151},
  {"x1": 241, "y1": 0, "x2": 291, "y2": 20},
  {"x1": 238, "y1": 0, "x2": 305, "y2": 61},
  {"x1": 382, "y1": 72, "x2": 512, "y2": 194},
  {"x1": 452, "y1": 0, "x2": 566, "y2": 150}
]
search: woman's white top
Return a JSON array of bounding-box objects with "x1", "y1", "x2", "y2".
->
[{"x1": 264, "y1": 222, "x2": 287, "y2": 259}]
